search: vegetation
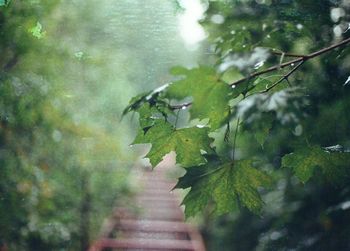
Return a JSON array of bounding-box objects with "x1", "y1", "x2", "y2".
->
[
  {"x1": 2, "y1": 0, "x2": 350, "y2": 250},
  {"x1": 0, "y1": 1, "x2": 191, "y2": 250},
  {"x1": 125, "y1": 0, "x2": 350, "y2": 250}
]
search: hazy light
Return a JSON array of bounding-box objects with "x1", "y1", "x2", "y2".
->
[{"x1": 177, "y1": 0, "x2": 206, "y2": 49}]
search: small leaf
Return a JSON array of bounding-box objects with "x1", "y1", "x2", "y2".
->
[
  {"x1": 133, "y1": 120, "x2": 214, "y2": 168},
  {"x1": 122, "y1": 91, "x2": 152, "y2": 116},
  {"x1": 253, "y1": 114, "x2": 274, "y2": 147},
  {"x1": 176, "y1": 159, "x2": 272, "y2": 217},
  {"x1": 29, "y1": 22, "x2": 46, "y2": 39}
]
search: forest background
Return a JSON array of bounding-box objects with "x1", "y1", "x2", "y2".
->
[{"x1": 1, "y1": 0, "x2": 350, "y2": 251}]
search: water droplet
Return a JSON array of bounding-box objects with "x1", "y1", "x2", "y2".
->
[
  {"x1": 181, "y1": 106, "x2": 187, "y2": 110},
  {"x1": 254, "y1": 61, "x2": 265, "y2": 69},
  {"x1": 231, "y1": 85, "x2": 236, "y2": 89},
  {"x1": 344, "y1": 76, "x2": 350, "y2": 86},
  {"x1": 291, "y1": 63, "x2": 295, "y2": 67}
]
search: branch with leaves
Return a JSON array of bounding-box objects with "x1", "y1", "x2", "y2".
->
[
  {"x1": 123, "y1": 36, "x2": 350, "y2": 218},
  {"x1": 170, "y1": 37, "x2": 350, "y2": 109}
]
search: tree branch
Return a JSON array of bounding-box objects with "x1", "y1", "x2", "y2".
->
[
  {"x1": 271, "y1": 50, "x2": 307, "y2": 58},
  {"x1": 170, "y1": 37, "x2": 350, "y2": 110},
  {"x1": 259, "y1": 60, "x2": 305, "y2": 94},
  {"x1": 230, "y1": 37, "x2": 350, "y2": 87},
  {"x1": 170, "y1": 102, "x2": 192, "y2": 110}
]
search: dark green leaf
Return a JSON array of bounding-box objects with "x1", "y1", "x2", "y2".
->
[
  {"x1": 167, "y1": 66, "x2": 232, "y2": 130},
  {"x1": 176, "y1": 159, "x2": 272, "y2": 217},
  {"x1": 133, "y1": 120, "x2": 214, "y2": 168}
]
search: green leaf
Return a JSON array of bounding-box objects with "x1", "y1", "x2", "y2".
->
[
  {"x1": 29, "y1": 22, "x2": 46, "y2": 39},
  {"x1": 133, "y1": 120, "x2": 214, "y2": 168},
  {"x1": 136, "y1": 103, "x2": 158, "y2": 129},
  {"x1": 253, "y1": 114, "x2": 274, "y2": 148},
  {"x1": 122, "y1": 91, "x2": 152, "y2": 116},
  {"x1": 167, "y1": 66, "x2": 232, "y2": 130},
  {"x1": 282, "y1": 145, "x2": 350, "y2": 183},
  {"x1": 176, "y1": 159, "x2": 272, "y2": 217}
]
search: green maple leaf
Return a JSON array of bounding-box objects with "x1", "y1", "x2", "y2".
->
[
  {"x1": 167, "y1": 66, "x2": 232, "y2": 130},
  {"x1": 282, "y1": 145, "x2": 350, "y2": 183},
  {"x1": 133, "y1": 120, "x2": 214, "y2": 168},
  {"x1": 176, "y1": 159, "x2": 272, "y2": 217}
]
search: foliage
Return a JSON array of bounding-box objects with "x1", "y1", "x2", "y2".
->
[
  {"x1": 0, "y1": 0, "x2": 192, "y2": 250},
  {"x1": 176, "y1": 158, "x2": 272, "y2": 216},
  {"x1": 125, "y1": 2, "x2": 350, "y2": 249},
  {"x1": 133, "y1": 119, "x2": 213, "y2": 167}
]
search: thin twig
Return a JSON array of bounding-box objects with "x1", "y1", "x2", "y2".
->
[
  {"x1": 230, "y1": 37, "x2": 350, "y2": 87},
  {"x1": 260, "y1": 60, "x2": 305, "y2": 93},
  {"x1": 272, "y1": 50, "x2": 307, "y2": 58},
  {"x1": 232, "y1": 117, "x2": 240, "y2": 161},
  {"x1": 170, "y1": 102, "x2": 192, "y2": 110}
]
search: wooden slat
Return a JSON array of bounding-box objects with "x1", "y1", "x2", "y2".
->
[
  {"x1": 118, "y1": 219, "x2": 189, "y2": 233},
  {"x1": 91, "y1": 238, "x2": 195, "y2": 250}
]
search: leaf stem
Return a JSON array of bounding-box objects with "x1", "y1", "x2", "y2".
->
[
  {"x1": 174, "y1": 109, "x2": 181, "y2": 129},
  {"x1": 272, "y1": 50, "x2": 307, "y2": 58},
  {"x1": 232, "y1": 117, "x2": 240, "y2": 161},
  {"x1": 260, "y1": 60, "x2": 305, "y2": 93}
]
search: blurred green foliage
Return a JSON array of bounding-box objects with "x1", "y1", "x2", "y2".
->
[{"x1": 0, "y1": 0, "x2": 193, "y2": 250}]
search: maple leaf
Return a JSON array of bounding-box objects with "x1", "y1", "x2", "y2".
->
[
  {"x1": 166, "y1": 66, "x2": 232, "y2": 130},
  {"x1": 282, "y1": 145, "x2": 350, "y2": 183},
  {"x1": 133, "y1": 120, "x2": 214, "y2": 168},
  {"x1": 175, "y1": 159, "x2": 272, "y2": 217}
]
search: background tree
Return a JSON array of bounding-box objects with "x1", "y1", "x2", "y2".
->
[
  {"x1": 126, "y1": 0, "x2": 350, "y2": 250},
  {"x1": 0, "y1": 0, "x2": 195, "y2": 250}
]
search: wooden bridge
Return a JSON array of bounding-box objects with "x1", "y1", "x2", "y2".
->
[{"x1": 88, "y1": 157, "x2": 206, "y2": 251}]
